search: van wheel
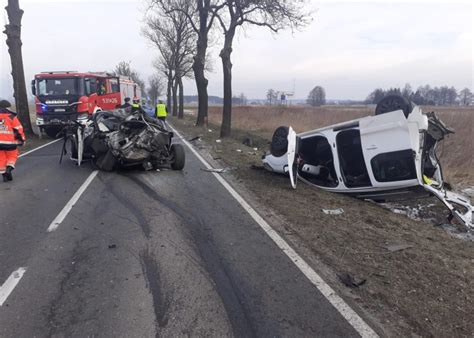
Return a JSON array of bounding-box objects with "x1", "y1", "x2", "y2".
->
[
  {"x1": 270, "y1": 126, "x2": 289, "y2": 157},
  {"x1": 170, "y1": 144, "x2": 185, "y2": 170},
  {"x1": 375, "y1": 95, "x2": 413, "y2": 118}
]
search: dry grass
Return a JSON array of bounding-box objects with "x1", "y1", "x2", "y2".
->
[
  {"x1": 208, "y1": 105, "x2": 474, "y2": 185},
  {"x1": 171, "y1": 115, "x2": 474, "y2": 336}
]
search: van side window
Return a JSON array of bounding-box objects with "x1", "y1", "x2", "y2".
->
[
  {"x1": 336, "y1": 129, "x2": 372, "y2": 188},
  {"x1": 371, "y1": 150, "x2": 417, "y2": 182}
]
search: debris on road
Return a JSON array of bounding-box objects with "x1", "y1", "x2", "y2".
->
[
  {"x1": 250, "y1": 165, "x2": 266, "y2": 171},
  {"x1": 385, "y1": 243, "x2": 413, "y2": 253},
  {"x1": 243, "y1": 137, "x2": 253, "y2": 147},
  {"x1": 108, "y1": 244, "x2": 117, "y2": 249},
  {"x1": 189, "y1": 136, "x2": 201, "y2": 142},
  {"x1": 216, "y1": 139, "x2": 222, "y2": 143},
  {"x1": 201, "y1": 167, "x2": 236, "y2": 174},
  {"x1": 236, "y1": 149, "x2": 242, "y2": 153},
  {"x1": 322, "y1": 208, "x2": 345, "y2": 215},
  {"x1": 337, "y1": 273, "x2": 367, "y2": 288}
]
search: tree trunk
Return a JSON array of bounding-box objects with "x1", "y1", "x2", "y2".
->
[
  {"x1": 178, "y1": 77, "x2": 184, "y2": 119},
  {"x1": 194, "y1": 1, "x2": 210, "y2": 126},
  {"x1": 3, "y1": 0, "x2": 33, "y2": 135},
  {"x1": 219, "y1": 27, "x2": 236, "y2": 138},
  {"x1": 172, "y1": 80, "x2": 178, "y2": 117},
  {"x1": 166, "y1": 70, "x2": 173, "y2": 113}
]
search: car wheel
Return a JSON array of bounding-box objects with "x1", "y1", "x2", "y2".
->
[
  {"x1": 170, "y1": 144, "x2": 185, "y2": 170},
  {"x1": 270, "y1": 126, "x2": 289, "y2": 157},
  {"x1": 375, "y1": 95, "x2": 413, "y2": 118}
]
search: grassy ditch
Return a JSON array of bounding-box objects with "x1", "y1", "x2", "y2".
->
[{"x1": 170, "y1": 113, "x2": 473, "y2": 337}]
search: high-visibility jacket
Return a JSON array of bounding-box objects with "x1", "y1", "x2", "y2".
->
[
  {"x1": 132, "y1": 103, "x2": 140, "y2": 110},
  {"x1": 156, "y1": 104, "x2": 167, "y2": 118},
  {"x1": 0, "y1": 108, "x2": 25, "y2": 150}
]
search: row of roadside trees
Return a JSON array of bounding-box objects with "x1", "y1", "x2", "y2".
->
[
  {"x1": 366, "y1": 84, "x2": 473, "y2": 106},
  {"x1": 143, "y1": 0, "x2": 310, "y2": 137}
]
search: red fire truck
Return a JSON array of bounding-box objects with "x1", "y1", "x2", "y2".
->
[{"x1": 32, "y1": 71, "x2": 141, "y2": 138}]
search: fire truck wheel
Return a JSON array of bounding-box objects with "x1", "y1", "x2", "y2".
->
[{"x1": 44, "y1": 127, "x2": 62, "y2": 139}]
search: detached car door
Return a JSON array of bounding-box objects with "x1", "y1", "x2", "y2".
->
[{"x1": 359, "y1": 110, "x2": 419, "y2": 189}]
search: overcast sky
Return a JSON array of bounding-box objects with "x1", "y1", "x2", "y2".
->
[{"x1": 0, "y1": 0, "x2": 473, "y2": 100}]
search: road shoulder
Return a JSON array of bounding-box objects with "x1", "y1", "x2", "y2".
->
[{"x1": 170, "y1": 115, "x2": 473, "y2": 337}]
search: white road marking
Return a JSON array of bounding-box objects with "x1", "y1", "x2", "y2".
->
[
  {"x1": 171, "y1": 126, "x2": 379, "y2": 338},
  {"x1": 47, "y1": 170, "x2": 99, "y2": 232},
  {"x1": 19, "y1": 139, "x2": 61, "y2": 158},
  {"x1": 0, "y1": 267, "x2": 27, "y2": 306}
]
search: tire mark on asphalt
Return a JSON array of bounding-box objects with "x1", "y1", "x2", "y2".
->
[
  {"x1": 139, "y1": 247, "x2": 170, "y2": 336},
  {"x1": 100, "y1": 174, "x2": 152, "y2": 239},
  {"x1": 46, "y1": 236, "x2": 100, "y2": 337},
  {"x1": 125, "y1": 174, "x2": 257, "y2": 338}
]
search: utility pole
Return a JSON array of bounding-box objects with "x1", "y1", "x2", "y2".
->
[{"x1": 4, "y1": 0, "x2": 33, "y2": 135}]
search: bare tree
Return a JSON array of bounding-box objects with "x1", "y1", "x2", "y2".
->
[
  {"x1": 3, "y1": 0, "x2": 33, "y2": 135},
  {"x1": 150, "y1": 0, "x2": 226, "y2": 125},
  {"x1": 459, "y1": 88, "x2": 473, "y2": 106},
  {"x1": 144, "y1": 0, "x2": 196, "y2": 118},
  {"x1": 215, "y1": 0, "x2": 311, "y2": 137},
  {"x1": 147, "y1": 75, "x2": 165, "y2": 106},
  {"x1": 113, "y1": 61, "x2": 145, "y2": 94},
  {"x1": 266, "y1": 89, "x2": 277, "y2": 105},
  {"x1": 307, "y1": 86, "x2": 326, "y2": 107}
]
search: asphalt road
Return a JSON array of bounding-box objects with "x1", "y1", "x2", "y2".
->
[{"x1": 0, "y1": 139, "x2": 364, "y2": 337}]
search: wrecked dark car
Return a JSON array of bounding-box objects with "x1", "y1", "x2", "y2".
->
[
  {"x1": 262, "y1": 95, "x2": 473, "y2": 229},
  {"x1": 59, "y1": 109, "x2": 185, "y2": 171}
]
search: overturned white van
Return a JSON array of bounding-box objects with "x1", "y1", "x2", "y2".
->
[{"x1": 262, "y1": 95, "x2": 473, "y2": 229}]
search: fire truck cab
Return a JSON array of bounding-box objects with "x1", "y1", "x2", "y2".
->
[{"x1": 32, "y1": 71, "x2": 141, "y2": 138}]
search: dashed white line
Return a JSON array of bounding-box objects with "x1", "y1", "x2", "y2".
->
[
  {"x1": 171, "y1": 126, "x2": 379, "y2": 338},
  {"x1": 47, "y1": 170, "x2": 99, "y2": 232},
  {"x1": 19, "y1": 139, "x2": 61, "y2": 158},
  {"x1": 0, "y1": 267, "x2": 27, "y2": 306}
]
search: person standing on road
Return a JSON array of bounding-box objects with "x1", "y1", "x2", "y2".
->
[
  {"x1": 117, "y1": 97, "x2": 132, "y2": 109},
  {"x1": 155, "y1": 100, "x2": 168, "y2": 121},
  {"x1": 131, "y1": 97, "x2": 147, "y2": 114},
  {"x1": 0, "y1": 100, "x2": 25, "y2": 182}
]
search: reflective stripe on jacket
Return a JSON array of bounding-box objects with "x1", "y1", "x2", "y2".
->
[
  {"x1": 156, "y1": 104, "x2": 167, "y2": 117},
  {"x1": 0, "y1": 108, "x2": 25, "y2": 150}
]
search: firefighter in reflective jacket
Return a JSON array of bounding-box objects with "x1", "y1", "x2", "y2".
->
[
  {"x1": 0, "y1": 100, "x2": 25, "y2": 182},
  {"x1": 155, "y1": 100, "x2": 168, "y2": 121},
  {"x1": 131, "y1": 97, "x2": 141, "y2": 111}
]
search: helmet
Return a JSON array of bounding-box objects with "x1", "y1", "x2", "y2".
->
[
  {"x1": 133, "y1": 97, "x2": 140, "y2": 103},
  {"x1": 0, "y1": 100, "x2": 11, "y2": 109},
  {"x1": 124, "y1": 97, "x2": 131, "y2": 103}
]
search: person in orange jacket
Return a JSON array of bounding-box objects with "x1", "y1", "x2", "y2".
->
[{"x1": 0, "y1": 100, "x2": 25, "y2": 182}]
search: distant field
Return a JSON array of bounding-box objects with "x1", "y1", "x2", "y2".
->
[{"x1": 208, "y1": 105, "x2": 474, "y2": 185}]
